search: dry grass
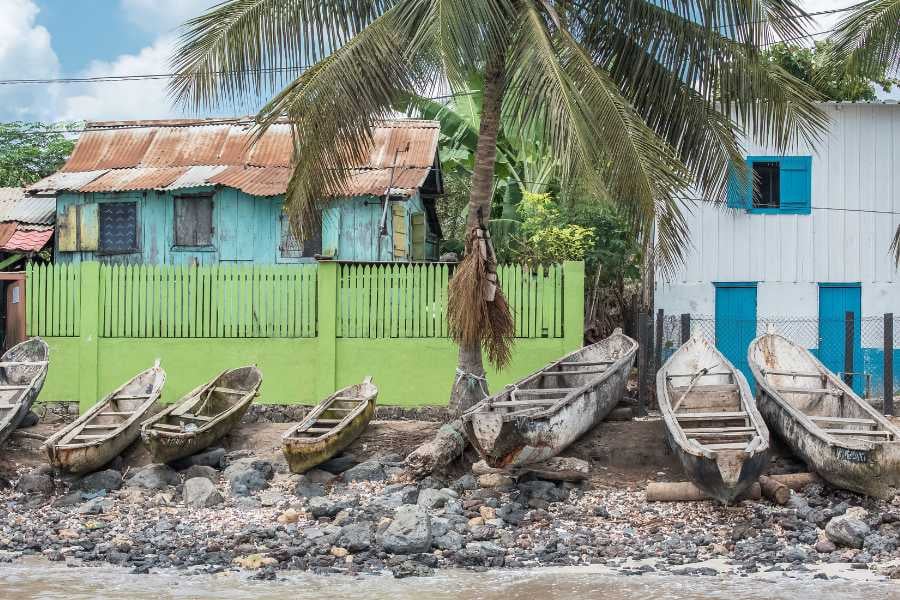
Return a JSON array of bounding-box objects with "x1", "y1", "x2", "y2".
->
[{"x1": 448, "y1": 227, "x2": 515, "y2": 369}]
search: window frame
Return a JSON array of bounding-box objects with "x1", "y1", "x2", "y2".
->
[
  {"x1": 728, "y1": 155, "x2": 812, "y2": 216},
  {"x1": 96, "y1": 200, "x2": 141, "y2": 256},
  {"x1": 750, "y1": 161, "x2": 781, "y2": 211},
  {"x1": 172, "y1": 192, "x2": 216, "y2": 252}
]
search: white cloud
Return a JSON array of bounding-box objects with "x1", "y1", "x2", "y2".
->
[
  {"x1": 798, "y1": 0, "x2": 857, "y2": 37},
  {"x1": 58, "y1": 35, "x2": 183, "y2": 121},
  {"x1": 121, "y1": 0, "x2": 215, "y2": 34},
  {"x1": 0, "y1": 0, "x2": 61, "y2": 121}
]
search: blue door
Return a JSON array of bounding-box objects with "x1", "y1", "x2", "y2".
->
[
  {"x1": 818, "y1": 284, "x2": 862, "y2": 393},
  {"x1": 715, "y1": 283, "x2": 757, "y2": 388}
]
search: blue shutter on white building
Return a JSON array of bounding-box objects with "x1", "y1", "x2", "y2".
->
[
  {"x1": 726, "y1": 156, "x2": 812, "y2": 214},
  {"x1": 777, "y1": 156, "x2": 812, "y2": 214}
]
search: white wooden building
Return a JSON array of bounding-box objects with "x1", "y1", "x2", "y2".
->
[{"x1": 655, "y1": 101, "x2": 900, "y2": 392}]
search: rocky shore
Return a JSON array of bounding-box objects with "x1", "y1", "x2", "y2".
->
[{"x1": 1, "y1": 417, "x2": 899, "y2": 581}]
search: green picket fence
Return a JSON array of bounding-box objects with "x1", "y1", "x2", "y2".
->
[
  {"x1": 26, "y1": 263, "x2": 81, "y2": 337},
  {"x1": 98, "y1": 264, "x2": 318, "y2": 338},
  {"x1": 335, "y1": 262, "x2": 565, "y2": 339}
]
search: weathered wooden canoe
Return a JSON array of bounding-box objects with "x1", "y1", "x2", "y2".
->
[
  {"x1": 43, "y1": 363, "x2": 165, "y2": 474},
  {"x1": 141, "y1": 366, "x2": 261, "y2": 464},
  {"x1": 657, "y1": 335, "x2": 770, "y2": 504},
  {"x1": 749, "y1": 331, "x2": 900, "y2": 498},
  {"x1": 0, "y1": 337, "x2": 49, "y2": 447},
  {"x1": 462, "y1": 329, "x2": 638, "y2": 468},
  {"x1": 282, "y1": 377, "x2": 377, "y2": 473}
]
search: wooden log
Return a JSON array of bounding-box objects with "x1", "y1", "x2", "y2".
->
[
  {"x1": 759, "y1": 475, "x2": 790, "y2": 505},
  {"x1": 646, "y1": 481, "x2": 761, "y2": 502},
  {"x1": 768, "y1": 472, "x2": 819, "y2": 490},
  {"x1": 404, "y1": 419, "x2": 468, "y2": 477},
  {"x1": 522, "y1": 456, "x2": 590, "y2": 481}
]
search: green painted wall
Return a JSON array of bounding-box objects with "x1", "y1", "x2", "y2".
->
[{"x1": 31, "y1": 261, "x2": 585, "y2": 409}]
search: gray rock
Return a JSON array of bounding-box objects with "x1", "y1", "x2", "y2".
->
[
  {"x1": 825, "y1": 515, "x2": 870, "y2": 549},
  {"x1": 305, "y1": 469, "x2": 337, "y2": 484},
  {"x1": 338, "y1": 522, "x2": 373, "y2": 551},
  {"x1": 51, "y1": 491, "x2": 85, "y2": 508},
  {"x1": 430, "y1": 517, "x2": 449, "y2": 538},
  {"x1": 75, "y1": 497, "x2": 114, "y2": 515},
  {"x1": 15, "y1": 469, "x2": 54, "y2": 496},
  {"x1": 308, "y1": 496, "x2": 356, "y2": 518},
  {"x1": 75, "y1": 469, "x2": 123, "y2": 493},
  {"x1": 433, "y1": 531, "x2": 464, "y2": 551},
  {"x1": 381, "y1": 505, "x2": 431, "y2": 554},
  {"x1": 19, "y1": 411, "x2": 39, "y2": 428},
  {"x1": 184, "y1": 477, "x2": 224, "y2": 508},
  {"x1": 391, "y1": 559, "x2": 434, "y2": 578},
  {"x1": 465, "y1": 541, "x2": 505, "y2": 558},
  {"x1": 171, "y1": 447, "x2": 226, "y2": 470},
  {"x1": 125, "y1": 464, "x2": 179, "y2": 490},
  {"x1": 181, "y1": 465, "x2": 219, "y2": 483},
  {"x1": 224, "y1": 458, "x2": 274, "y2": 496},
  {"x1": 342, "y1": 460, "x2": 386, "y2": 482},
  {"x1": 319, "y1": 455, "x2": 358, "y2": 474},
  {"x1": 293, "y1": 476, "x2": 325, "y2": 499},
  {"x1": 815, "y1": 538, "x2": 837, "y2": 553},
  {"x1": 452, "y1": 474, "x2": 478, "y2": 492},
  {"x1": 417, "y1": 488, "x2": 450, "y2": 510}
]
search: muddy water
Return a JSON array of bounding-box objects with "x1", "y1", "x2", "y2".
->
[{"x1": 1, "y1": 561, "x2": 898, "y2": 600}]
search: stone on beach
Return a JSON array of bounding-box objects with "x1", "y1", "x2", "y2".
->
[
  {"x1": 125, "y1": 464, "x2": 179, "y2": 490},
  {"x1": 825, "y1": 510, "x2": 871, "y2": 549},
  {"x1": 15, "y1": 467, "x2": 54, "y2": 496},
  {"x1": 75, "y1": 469, "x2": 123, "y2": 493},
  {"x1": 183, "y1": 477, "x2": 224, "y2": 508},
  {"x1": 380, "y1": 505, "x2": 432, "y2": 554},
  {"x1": 171, "y1": 447, "x2": 226, "y2": 470},
  {"x1": 180, "y1": 465, "x2": 220, "y2": 483},
  {"x1": 224, "y1": 458, "x2": 274, "y2": 496},
  {"x1": 342, "y1": 460, "x2": 386, "y2": 482}
]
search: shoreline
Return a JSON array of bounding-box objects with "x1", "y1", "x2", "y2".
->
[{"x1": 1, "y1": 417, "x2": 899, "y2": 583}]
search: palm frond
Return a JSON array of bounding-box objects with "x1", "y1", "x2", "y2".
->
[{"x1": 829, "y1": 0, "x2": 900, "y2": 77}]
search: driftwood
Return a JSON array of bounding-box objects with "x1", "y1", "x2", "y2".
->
[
  {"x1": 645, "y1": 473, "x2": 819, "y2": 502},
  {"x1": 646, "y1": 481, "x2": 761, "y2": 502},
  {"x1": 10, "y1": 430, "x2": 46, "y2": 441},
  {"x1": 405, "y1": 419, "x2": 468, "y2": 477},
  {"x1": 758, "y1": 474, "x2": 791, "y2": 505}
]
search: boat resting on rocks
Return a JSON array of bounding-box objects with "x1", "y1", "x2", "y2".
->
[
  {"x1": 749, "y1": 331, "x2": 900, "y2": 499},
  {"x1": 462, "y1": 328, "x2": 637, "y2": 468},
  {"x1": 43, "y1": 362, "x2": 165, "y2": 473},
  {"x1": 141, "y1": 366, "x2": 261, "y2": 464},
  {"x1": 657, "y1": 335, "x2": 769, "y2": 504},
  {"x1": 0, "y1": 337, "x2": 50, "y2": 447},
  {"x1": 282, "y1": 376, "x2": 377, "y2": 473}
]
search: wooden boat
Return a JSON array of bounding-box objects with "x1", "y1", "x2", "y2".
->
[
  {"x1": 282, "y1": 377, "x2": 377, "y2": 473},
  {"x1": 657, "y1": 335, "x2": 770, "y2": 504},
  {"x1": 141, "y1": 366, "x2": 261, "y2": 463},
  {"x1": 462, "y1": 328, "x2": 638, "y2": 468},
  {"x1": 749, "y1": 331, "x2": 900, "y2": 498},
  {"x1": 43, "y1": 363, "x2": 165, "y2": 474},
  {"x1": 0, "y1": 337, "x2": 50, "y2": 447}
]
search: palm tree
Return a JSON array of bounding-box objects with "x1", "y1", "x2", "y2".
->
[
  {"x1": 171, "y1": 0, "x2": 825, "y2": 415},
  {"x1": 828, "y1": 0, "x2": 900, "y2": 263}
]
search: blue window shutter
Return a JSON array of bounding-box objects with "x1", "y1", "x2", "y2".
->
[
  {"x1": 726, "y1": 160, "x2": 752, "y2": 209},
  {"x1": 778, "y1": 156, "x2": 812, "y2": 214}
]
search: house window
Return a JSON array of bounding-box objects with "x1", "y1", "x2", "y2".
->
[
  {"x1": 752, "y1": 161, "x2": 780, "y2": 209},
  {"x1": 279, "y1": 213, "x2": 304, "y2": 258},
  {"x1": 98, "y1": 202, "x2": 139, "y2": 253},
  {"x1": 727, "y1": 156, "x2": 812, "y2": 215},
  {"x1": 174, "y1": 195, "x2": 214, "y2": 247}
]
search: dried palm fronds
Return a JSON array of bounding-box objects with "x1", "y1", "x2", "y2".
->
[{"x1": 448, "y1": 226, "x2": 515, "y2": 369}]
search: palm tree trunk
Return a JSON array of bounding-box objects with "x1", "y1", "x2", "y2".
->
[{"x1": 448, "y1": 53, "x2": 506, "y2": 415}]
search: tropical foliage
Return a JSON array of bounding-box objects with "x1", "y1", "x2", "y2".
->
[
  {"x1": 763, "y1": 41, "x2": 897, "y2": 101},
  {"x1": 0, "y1": 122, "x2": 78, "y2": 187}
]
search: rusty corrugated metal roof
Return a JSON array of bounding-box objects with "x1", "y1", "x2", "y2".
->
[
  {"x1": 1, "y1": 225, "x2": 53, "y2": 252},
  {"x1": 344, "y1": 167, "x2": 432, "y2": 197},
  {"x1": 27, "y1": 118, "x2": 439, "y2": 197},
  {"x1": 0, "y1": 191, "x2": 56, "y2": 225}
]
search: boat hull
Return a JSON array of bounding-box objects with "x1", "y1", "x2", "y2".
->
[
  {"x1": 464, "y1": 347, "x2": 635, "y2": 468},
  {"x1": 283, "y1": 397, "x2": 375, "y2": 473},
  {"x1": 47, "y1": 416, "x2": 146, "y2": 474},
  {"x1": 756, "y1": 387, "x2": 900, "y2": 498},
  {"x1": 142, "y1": 400, "x2": 252, "y2": 464},
  {"x1": 0, "y1": 338, "x2": 49, "y2": 447}
]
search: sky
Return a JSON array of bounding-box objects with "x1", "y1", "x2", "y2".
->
[{"x1": 0, "y1": 0, "x2": 886, "y2": 124}]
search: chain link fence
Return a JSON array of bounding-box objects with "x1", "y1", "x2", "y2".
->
[{"x1": 647, "y1": 313, "x2": 898, "y2": 412}]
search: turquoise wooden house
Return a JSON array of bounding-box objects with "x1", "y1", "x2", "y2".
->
[{"x1": 28, "y1": 118, "x2": 444, "y2": 264}]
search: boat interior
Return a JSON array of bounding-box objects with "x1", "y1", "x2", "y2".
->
[
  {"x1": 287, "y1": 380, "x2": 375, "y2": 441},
  {"x1": 750, "y1": 335, "x2": 898, "y2": 444},
  {"x1": 0, "y1": 339, "x2": 48, "y2": 421},
  {"x1": 483, "y1": 332, "x2": 636, "y2": 419},
  {"x1": 151, "y1": 366, "x2": 260, "y2": 433},
  {"x1": 664, "y1": 337, "x2": 760, "y2": 452},
  {"x1": 58, "y1": 368, "x2": 163, "y2": 445}
]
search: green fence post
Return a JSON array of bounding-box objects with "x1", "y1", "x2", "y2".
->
[
  {"x1": 316, "y1": 261, "x2": 338, "y2": 399},
  {"x1": 562, "y1": 261, "x2": 585, "y2": 351},
  {"x1": 78, "y1": 262, "x2": 101, "y2": 413}
]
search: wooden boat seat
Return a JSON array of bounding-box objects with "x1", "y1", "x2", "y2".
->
[
  {"x1": 212, "y1": 387, "x2": 247, "y2": 395},
  {"x1": 671, "y1": 384, "x2": 738, "y2": 392},
  {"x1": 666, "y1": 371, "x2": 733, "y2": 378},
  {"x1": 702, "y1": 442, "x2": 750, "y2": 450},
  {"x1": 762, "y1": 370, "x2": 823, "y2": 378},
  {"x1": 810, "y1": 416, "x2": 876, "y2": 425},
  {"x1": 0, "y1": 361, "x2": 48, "y2": 367},
  {"x1": 492, "y1": 399, "x2": 559, "y2": 407},
  {"x1": 314, "y1": 418, "x2": 343, "y2": 425},
  {"x1": 775, "y1": 387, "x2": 840, "y2": 395},
  {"x1": 84, "y1": 424, "x2": 122, "y2": 430},
  {"x1": 684, "y1": 427, "x2": 755, "y2": 439},
  {"x1": 99, "y1": 411, "x2": 131, "y2": 417},
  {"x1": 0, "y1": 385, "x2": 27, "y2": 391},
  {"x1": 677, "y1": 411, "x2": 747, "y2": 421},
  {"x1": 178, "y1": 413, "x2": 212, "y2": 422},
  {"x1": 557, "y1": 360, "x2": 612, "y2": 367},
  {"x1": 72, "y1": 434, "x2": 108, "y2": 441},
  {"x1": 823, "y1": 429, "x2": 891, "y2": 437},
  {"x1": 302, "y1": 427, "x2": 332, "y2": 434},
  {"x1": 115, "y1": 394, "x2": 152, "y2": 400},
  {"x1": 0, "y1": 402, "x2": 19, "y2": 409},
  {"x1": 539, "y1": 368, "x2": 606, "y2": 376},
  {"x1": 153, "y1": 423, "x2": 186, "y2": 431},
  {"x1": 514, "y1": 388, "x2": 576, "y2": 395}
]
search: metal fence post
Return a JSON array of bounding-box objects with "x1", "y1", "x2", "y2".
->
[
  {"x1": 885, "y1": 313, "x2": 894, "y2": 416},
  {"x1": 655, "y1": 309, "x2": 664, "y2": 372},
  {"x1": 844, "y1": 311, "x2": 854, "y2": 388},
  {"x1": 637, "y1": 311, "x2": 649, "y2": 417},
  {"x1": 680, "y1": 313, "x2": 691, "y2": 344}
]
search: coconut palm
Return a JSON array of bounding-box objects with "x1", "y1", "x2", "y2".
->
[
  {"x1": 171, "y1": 0, "x2": 825, "y2": 415},
  {"x1": 828, "y1": 0, "x2": 900, "y2": 263}
]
